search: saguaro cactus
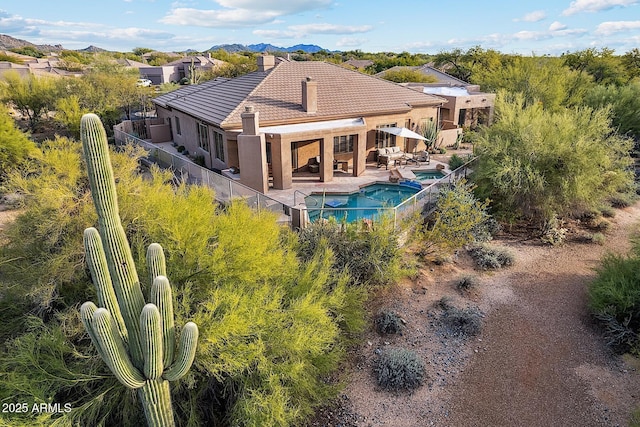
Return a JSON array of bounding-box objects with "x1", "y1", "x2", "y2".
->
[{"x1": 79, "y1": 113, "x2": 198, "y2": 427}]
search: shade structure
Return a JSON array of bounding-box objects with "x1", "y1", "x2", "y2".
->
[{"x1": 378, "y1": 127, "x2": 428, "y2": 141}]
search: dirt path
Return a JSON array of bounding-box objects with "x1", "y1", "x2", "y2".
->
[
  {"x1": 446, "y1": 205, "x2": 640, "y2": 427},
  {"x1": 315, "y1": 203, "x2": 640, "y2": 427}
]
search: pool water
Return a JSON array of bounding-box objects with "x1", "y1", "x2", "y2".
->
[
  {"x1": 305, "y1": 183, "x2": 420, "y2": 222},
  {"x1": 413, "y1": 170, "x2": 446, "y2": 180}
]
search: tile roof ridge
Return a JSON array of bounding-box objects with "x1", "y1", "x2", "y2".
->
[{"x1": 220, "y1": 63, "x2": 278, "y2": 127}]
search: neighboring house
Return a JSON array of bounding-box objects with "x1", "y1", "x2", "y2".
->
[
  {"x1": 140, "y1": 54, "x2": 226, "y2": 85},
  {"x1": 377, "y1": 64, "x2": 495, "y2": 130},
  {"x1": 0, "y1": 61, "x2": 30, "y2": 78},
  {"x1": 1, "y1": 56, "x2": 83, "y2": 78},
  {"x1": 152, "y1": 55, "x2": 445, "y2": 193},
  {"x1": 343, "y1": 59, "x2": 374, "y2": 70}
]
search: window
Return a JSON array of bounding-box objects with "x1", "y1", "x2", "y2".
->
[
  {"x1": 333, "y1": 135, "x2": 355, "y2": 153},
  {"x1": 197, "y1": 123, "x2": 209, "y2": 152},
  {"x1": 213, "y1": 130, "x2": 224, "y2": 161},
  {"x1": 375, "y1": 123, "x2": 397, "y2": 148},
  {"x1": 175, "y1": 116, "x2": 181, "y2": 135}
]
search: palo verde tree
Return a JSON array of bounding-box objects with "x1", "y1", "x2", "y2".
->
[
  {"x1": 0, "y1": 70, "x2": 58, "y2": 131},
  {"x1": 0, "y1": 103, "x2": 36, "y2": 181},
  {"x1": 473, "y1": 91, "x2": 633, "y2": 222}
]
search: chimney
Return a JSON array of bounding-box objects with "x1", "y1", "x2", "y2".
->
[
  {"x1": 257, "y1": 55, "x2": 275, "y2": 72},
  {"x1": 302, "y1": 77, "x2": 317, "y2": 114},
  {"x1": 241, "y1": 105, "x2": 259, "y2": 136}
]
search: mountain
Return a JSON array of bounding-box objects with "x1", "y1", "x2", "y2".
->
[
  {"x1": 209, "y1": 43, "x2": 330, "y2": 54},
  {"x1": 0, "y1": 34, "x2": 63, "y2": 53},
  {"x1": 79, "y1": 45, "x2": 108, "y2": 53}
]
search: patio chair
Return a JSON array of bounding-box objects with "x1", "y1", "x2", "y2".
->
[{"x1": 307, "y1": 156, "x2": 320, "y2": 173}]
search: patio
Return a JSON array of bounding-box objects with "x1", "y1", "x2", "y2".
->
[{"x1": 152, "y1": 141, "x2": 456, "y2": 207}]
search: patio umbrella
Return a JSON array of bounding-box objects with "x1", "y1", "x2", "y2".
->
[{"x1": 378, "y1": 127, "x2": 428, "y2": 152}]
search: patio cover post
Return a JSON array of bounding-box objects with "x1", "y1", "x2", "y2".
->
[
  {"x1": 319, "y1": 138, "x2": 333, "y2": 182},
  {"x1": 352, "y1": 130, "x2": 367, "y2": 177},
  {"x1": 271, "y1": 136, "x2": 292, "y2": 190}
]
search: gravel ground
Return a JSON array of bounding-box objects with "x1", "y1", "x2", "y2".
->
[{"x1": 309, "y1": 203, "x2": 640, "y2": 427}]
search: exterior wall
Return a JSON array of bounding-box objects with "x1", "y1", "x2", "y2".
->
[
  {"x1": 140, "y1": 66, "x2": 181, "y2": 85},
  {"x1": 439, "y1": 93, "x2": 495, "y2": 128},
  {"x1": 156, "y1": 106, "x2": 227, "y2": 170}
]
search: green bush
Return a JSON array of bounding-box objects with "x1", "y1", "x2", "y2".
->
[
  {"x1": 473, "y1": 91, "x2": 634, "y2": 222},
  {"x1": 0, "y1": 137, "x2": 366, "y2": 426},
  {"x1": 540, "y1": 215, "x2": 567, "y2": 246},
  {"x1": 448, "y1": 154, "x2": 465, "y2": 170},
  {"x1": 468, "y1": 244, "x2": 514, "y2": 269},
  {"x1": 456, "y1": 275, "x2": 479, "y2": 292},
  {"x1": 589, "y1": 253, "x2": 640, "y2": 352},
  {"x1": 374, "y1": 348, "x2": 425, "y2": 391},
  {"x1": 419, "y1": 180, "x2": 491, "y2": 254},
  {"x1": 440, "y1": 305, "x2": 483, "y2": 338},
  {"x1": 297, "y1": 219, "x2": 402, "y2": 287},
  {"x1": 375, "y1": 310, "x2": 404, "y2": 335},
  {"x1": 0, "y1": 104, "x2": 36, "y2": 181},
  {"x1": 591, "y1": 233, "x2": 606, "y2": 245}
]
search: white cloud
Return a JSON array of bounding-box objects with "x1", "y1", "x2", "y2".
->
[
  {"x1": 160, "y1": 8, "x2": 280, "y2": 27},
  {"x1": 514, "y1": 10, "x2": 547, "y2": 22},
  {"x1": 215, "y1": 0, "x2": 332, "y2": 14},
  {"x1": 288, "y1": 23, "x2": 372, "y2": 34},
  {"x1": 549, "y1": 21, "x2": 568, "y2": 31},
  {"x1": 160, "y1": 0, "x2": 333, "y2": 28},
  {"x1": 595, "y1": 20, "x2": 640, "y2": 34},
  {"x1": 562, "y1": 0, "x2": 638, "y2": 16},
  {"x1": 253, "y1": 23, "x2": 372, "y2": 39},
  {"x1": 335, "y1": 37, "x2": 367, "y2": 47},
  {"x1": 252, "y1": 29, "x2": 297, "y2": 39}
]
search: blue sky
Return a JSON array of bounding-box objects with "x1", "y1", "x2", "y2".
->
[{"x1": 1, "y1": 0, "x2": 639, "y2": 54}]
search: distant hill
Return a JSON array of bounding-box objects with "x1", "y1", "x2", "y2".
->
[
  {"x1": 0, "y1": 34, "x2": 63, "y2": 53},
  {"x1": 79, "y1": 45, "x2": 108, "y2": 53},
  {"x1": 209, "y1": 43, "x2": 330, "y2": 53}
]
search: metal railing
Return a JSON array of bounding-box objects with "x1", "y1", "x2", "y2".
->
[{"x1": 113, "y1": 129, "x2": 292, "y2": 225}]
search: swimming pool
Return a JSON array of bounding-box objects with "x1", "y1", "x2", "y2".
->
[
  {"x1": 413, "y1": 169, "x2": 446, "y2": 181},
  {"x1": 305, "y1": 182, "x2": 420, "y2": 222}
]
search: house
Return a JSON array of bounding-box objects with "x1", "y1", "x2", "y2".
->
[
  {"x1": 152, "y1": 55, "x2": 445, "y2": 193},
  {"x1": 343, "y1": 59, "x2": 374, "y2": 71},
  {"x1": 377, "y1": 64, "x2": 495, "y2": 130},
  {"x1": 140, "y1": 54, "x2": 227, "y2": 85}
]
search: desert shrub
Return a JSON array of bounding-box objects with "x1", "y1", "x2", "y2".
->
[
  {"x1": 374, "y1": 348, "x2": 425, "y2": 391},
  {"x1": 456, "y1": 275, "x2": 479, "y2": 292},
  {"x1": 448, "y1": 153, "x2": 465, "y2": 170},
  {"x1": 177, "y1": 145, "x2": 185, "y2": 153},
  {"x1": 600, "y1": 205, "x2": 616, "y2": 218},
  {"x1": 0, "y1": 137, "x2": 366, "y2": 427},
  {"x1": 588, "y1": 217, "x2": 612, "y2": 232},
  {"x1": 375, "y1": 310, "x2": 404, "y2": 335},
  {"x1": 440, "y1": 305, "x2": 483, "y2": 338},
  {"x1": 608, "y1": 191, "x2": 638, "y2": 208},
  {"x1": 473, "y1": 91, "x2": 634, "y2": 222},
  {"x1": 0, "y1": 104, "x2": 36, "y2": 181},
  {"x1": 591, "y1": 233, "x2": 606, "y2": 245},
  {"x1": 419, "y1": 180, "x2": 491, "y2": 254},
  {"x1": 589, "y1": 253, "x2": 640, "y2": 352},
  {"x1": 468, "y1": 244, "x2": 514, "y2": 269},
  {"x1": 297, "y1": 218, "x2": 402, "y2": 287},
  {"x1": 540, "y1": 215, "x2": 567, "y2": 246}
]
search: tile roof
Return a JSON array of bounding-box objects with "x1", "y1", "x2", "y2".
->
[{"x1": 153, "y1": 60, "x2": 445, "y2": 129}]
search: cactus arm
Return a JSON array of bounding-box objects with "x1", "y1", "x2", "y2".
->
[
  {"x1": 163, "y1": 322, "x2": 198, "y2": 382},
  {"x1": 146, "y1": 243, "x2": 167, "y2": 285},
  {"x1": 90, "y1": 308, "x2": 146, "y2": 389},
  {"x1": 80, "y1": 302, "x2": 109, "y2": 363},
  {"x1": 140, "y1": 304, "x2": 164, "y2": 380},
  {"x1": 150, "y1": 275, "x2": 176, "y2": 368},
  {"x1": 81, "y1": 113, "x2": 146, "y2": 367},
  {"x1": 84, "y1": 227, "x2": 129, "y2": 345}
]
